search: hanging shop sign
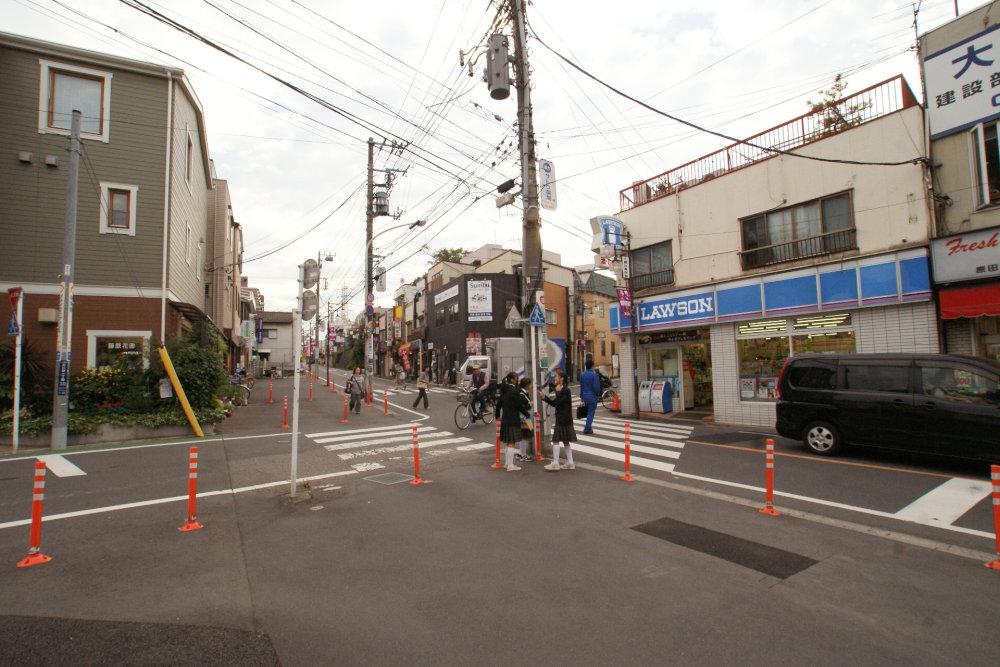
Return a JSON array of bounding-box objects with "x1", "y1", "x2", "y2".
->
[
  {"x1": 924, "y1": 22, "x2": 1000, "y2": 139},
  {"x1": 538, "y1": 159, "x2": 557, "y2": 211},
  {"x1": 434, "y1": 283, "x2": 459, "y2": 305},
  {"x1": 930, "y1": 225, "x2": 1000, "y2": 283},
  {"x1": 467, "y1": 279, "x2": 493, "y2": 321}
]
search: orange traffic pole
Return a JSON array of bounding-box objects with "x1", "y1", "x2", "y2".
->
[
  {"x1": 491, "y1": 422, "x2": 503, "y2": 469},
  {"x1": 383, "y1": 389, "x2": 389, "y2": 416},
  {"x1": 267, "y1": 376, "x2": 273, "y2": 404},
  {"x1": 16, "y1": 461, "x2": 52, "y2": 567},
  {"x1": 340, "y1": 393, "x2": 349, "y2": 424},
  {"x1": 986, "y1": 465, "x2": 1000, "y2": 571},
  {"x1": 760, "y1": 438, "x2": 781, "y2": 516},
  {"x1": 410, "y1": 424, "x2": 426, "y2": 485},
  {"x1": 282, "y1": 396, "x2": 289, "y2": 430},
  {"x1": 308, "y1": 378, "x2": 313, "y2": 402},
  {"x1": 620, "y1": 423, "x2": 635, "y2": 482},
  {"x1": 178, "y1": 447, "x2": 203, "y2": 532},
  {"x1": 612, "y1": 391, "x2": 620, "y2": 412},
  {"x1": 533, "y1": 411, "x2": 544, "y2": 461}
]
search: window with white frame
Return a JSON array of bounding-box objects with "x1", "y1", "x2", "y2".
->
[
  {"x1": 185, "y1": 127, "x2": 194, "y2": 185},
  {"x1": 38, "y1": 60, "x2": 112, "y2": 142},
  {"x1": 197, "y1": 241, "x2": 204, "y2": 279},
  {"x1": 86, "y1": 330, "x2": 151, "y2": 370},
  {"x1": 545, "y1": 308, "x2": 557, "y2": 324},
  {"x1": 98, "y1": 182, "x2": 138, "y2": 235},
  {"x1": 185, "y1": 223, "x2": 192, "y2": 265},
  {"x1": 970, "y1": 122, "x2": 1000, "y2": 206}
]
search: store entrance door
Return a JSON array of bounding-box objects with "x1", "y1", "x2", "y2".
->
[
  {"x1": 682, "y1": 342, "x2": 713, "y2": 411},
  {"x1": 646, "y1": 346, "x2": 682, "y2": 412}
]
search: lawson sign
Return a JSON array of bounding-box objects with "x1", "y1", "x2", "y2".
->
[{"x1": 613, "y1": 290, "x2": 716, "y2": 330}]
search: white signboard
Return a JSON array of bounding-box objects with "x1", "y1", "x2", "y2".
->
[
  {"x1": 924, "y1": 23, "x2": 1000, "y2": 139},
  {"x1": 621, "y1": 255, "x2": 631, "y2": 279},
  {"x1": 931, "y1": 225, "x2": 1000, "y2": 283},
  {"x1": 434, "y1": 283, "x2": 459, "y2": 305},
  {"x1": 589, "y1": 215, "x2": 624, "y2": 255},
  {"x1": 467, "y1": 279, "x2": 493, "y2": 321},
  {"x1": 538, "y1": 159, "x2": 557, "y2": 211}
]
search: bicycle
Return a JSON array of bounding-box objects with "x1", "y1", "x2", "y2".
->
[
  {"x1": 229, "y1": 374, "x2": 252, "y2": 405},
  {"x1": 600, "y1": 383, "x2": 618, "y2": 410},
  {"x1": 454, "y1": 387, "x2": 496, "y2": 430}
]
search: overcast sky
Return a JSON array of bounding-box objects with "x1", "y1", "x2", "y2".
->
[{"x1": 1, "y1": 0, "x2": 973, "y2": 317}]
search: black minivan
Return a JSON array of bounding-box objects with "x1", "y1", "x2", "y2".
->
[{"x1": 775, "y1": 353, "x2": 1000, "y2": 461}]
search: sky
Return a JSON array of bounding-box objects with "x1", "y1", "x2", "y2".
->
[{"x1": 0, "y1": 0, "x2": 975, "y2": 318}]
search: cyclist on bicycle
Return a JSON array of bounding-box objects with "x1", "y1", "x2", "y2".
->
[{"x1": 469, "y1": 364, "x2": 488, "y2": 420}]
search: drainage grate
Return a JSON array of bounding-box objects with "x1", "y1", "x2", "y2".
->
[
  {"x1": 632, "y1": 516, "x2": 818, "y2": 580},
  {"x1": 364, "y1": 472, "x2": 415, "y2": 485}
]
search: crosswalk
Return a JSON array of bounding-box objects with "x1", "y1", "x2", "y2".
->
[
  {"x1": 564, "y1": 416, "x2": 694, "y2": 474},
  {"x1": 377, "y1": 387, "x2": 456, "y2": 397},
  {"x1": 304, "y1": 423, "x2": 493, "y2": 465}
]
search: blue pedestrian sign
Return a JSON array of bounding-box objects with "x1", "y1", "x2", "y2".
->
[
  {"x1": 528, "y1": 303, "x2": 546, "y2": 327},
  {"x1": 6, "y1": 314, "x2": 19, "y2": 337}
]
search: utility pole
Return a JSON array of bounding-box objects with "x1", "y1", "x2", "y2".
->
[
  {"x1": 51, "y1": 110, "x2": 81, "y2": 451},
  {"x1": 325, "y1": 300, "x2": 331, "y2": 387},
  {"x1": 509, "y1": 0, "x2": 546, "y2": 443},
  {"x1": 365, "y1": 137, "x2": 375, "y2": 384},
  {"x1": 625, "y1": 231, "x2": 640, "y2": 420},
  {"x1": 313, "y1": 251, "x2": 322, "y2": 377}
]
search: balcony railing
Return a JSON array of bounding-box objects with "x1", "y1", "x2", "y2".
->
[
  {"x1": 632, "y1": 269, "x2": 675, "y2": 291},
  {"x1": 620, "y1": 75, "x2": 919, "y2": 211},
  {"x1": 739, "y1": 228, "x2": 857, "y2": 270}
]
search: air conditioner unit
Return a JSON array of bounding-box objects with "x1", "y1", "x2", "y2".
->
[
  {"x1": 38, "y1": 308, "x2": 58, "y2": 323},
  {"x1": 631, "y1": 180, "x2": 651, "y2": 204}
]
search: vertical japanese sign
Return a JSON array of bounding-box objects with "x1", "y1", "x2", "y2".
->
[
  {"x1": 924, "y1": 22, "x2": 1000, "y2": 138},
  {"x1": 538, "y1": 159, "x2": 557, "y2": 211},
  {"x1": 616, "y1": 287, "x2": 633, "y2": 319},
  {"x1": 467, "y1": 279, "x2": 493, "y2": 321}
]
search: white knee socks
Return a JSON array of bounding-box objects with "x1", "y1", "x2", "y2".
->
[
  {"x1": 518, "y1": 441, "x2": 528, "y2": 457},
  {"x1": 565, "y1": 445, "x2": 574, "y2": 466},
  {"x1": 551, "y1": 444, "x2": 562, "y2": 465},
  {"x1": 505, "y1": 446, "x2": 515, "y2": 467}
]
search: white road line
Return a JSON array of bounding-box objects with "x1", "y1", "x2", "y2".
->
[
  {"x1": 570, "y1": 442, "x2": 675, "y2": 472},
  {"x1": 313, "y1": 426, "x2": 439, "y2": 444},
  {"x1": 586, "y1": 427, "x2": 686, "y2": 450},
  {"x1": 307, "y1": 424, "x2": 424, "y2": 438},
  {"x1": 894, "y1": 478, "x2": 993, "y2": 525},
  {"x1": 575, "y1": 434, "x2": 681, "y2": 460},
  {"x1": 386, "y1": 400, "x2": 431, "y2": 422},
  {"x1": 455, "y1": 442, "x2": 492, "y2": 451},
  {"x1": 325, "y1": 435, "x2": 468, "y2": 452},
  {"x1": 36, "y1": 454, "x2": 86, "y2": 477},
  {"x1": 577, "y1": 419, "x2": 693, "y2": 437},
  {"x1": 0, "y1": 470, "x2": 359, "y2": 531},
  {"x1": 337, "y1": 438, "x2": 473, "y2": 460}
]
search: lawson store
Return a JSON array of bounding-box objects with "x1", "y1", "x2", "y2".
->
[{"x1": 610, "y1": 249, "x2": 939, "y2": 427}]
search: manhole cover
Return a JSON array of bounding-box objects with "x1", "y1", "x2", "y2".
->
[{"x1": 364, "y1": 472, "x2": 414, "y2": 485}]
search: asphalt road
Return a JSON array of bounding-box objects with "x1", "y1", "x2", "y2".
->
[{"x1": 0, "y1": 370, "x2": 998, "y2": 665}]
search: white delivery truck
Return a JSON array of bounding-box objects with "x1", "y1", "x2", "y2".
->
[{"x1": 459, "y1": 337, "x2": 525, "y2": 386}]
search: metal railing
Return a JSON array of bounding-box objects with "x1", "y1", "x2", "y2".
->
[
  {"x1": 739, "y1": 228, "x2": 857, "y2": 270},
  {"x1": 620, "y1": 75, "x2": 919, "y2": 211},
  {"x1": 631, "y1": 268, "x2": 675, "y2": 291}
]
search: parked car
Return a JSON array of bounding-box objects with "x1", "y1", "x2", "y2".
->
[{"x1": 775, "y1": 353, "x2": 1000, "y2": 461}]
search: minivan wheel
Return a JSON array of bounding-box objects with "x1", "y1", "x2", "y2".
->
[{"x1": 803, "y1": 421, "x2": 841, "y2": 456}]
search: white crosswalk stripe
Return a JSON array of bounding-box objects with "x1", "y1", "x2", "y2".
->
[
  {"x1": 304, "y1": 425, "x2": 496, "y2": 466},
  {"x1": 575, "y1": 417, "x2": 693, "y2": 438},
  {"x1": 559, "y1": 416, "x2": 696, "y2": 474}
]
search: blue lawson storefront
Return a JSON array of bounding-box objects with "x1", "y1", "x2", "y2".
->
[{"x1": 611, "y1": 249, "x2": 934, "y2": 420}]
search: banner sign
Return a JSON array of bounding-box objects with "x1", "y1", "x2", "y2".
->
[
  {"x1": 538, "y1": 159, "x2": 557, "y2": 211},
  {"x1": 434, "y1": 283, "x2": 459, "y2": 305},
  {"x1": 590, "y1": 215, "x2": 624, "y2": 255},
  {"x1": 616, "y1": 287, "x2": 633, "y2": 318},
  {"x1": 466, "y1": 332, "x2": 482, "y2": 354},
  {"x1": 931, "y1": 225, "x2": 1000, "y2": 283},
  {"x1": 924, "y1": 22, "x2": 1000, "y2": 138},
  {"x1": 467, "y1": 279, "x2": 493, "y2": 321}
]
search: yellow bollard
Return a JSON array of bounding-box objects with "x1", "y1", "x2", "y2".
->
[{"x1": 157, "y1": 346, "x2": 205, "y2": 437}]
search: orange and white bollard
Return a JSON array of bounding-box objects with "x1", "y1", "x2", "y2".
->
[
  {"x1": 282, "y1": 396, "x2": 289, "y2": 430},
  {"x1": 410, "y1": 424, "x2": 426, "y2": 485},
  {"x1": 178, "y1": 447, "x2": 203, "y2": 532},
  {"x1": 533, "y1": 411, "x2": 544, "y2": 461},
  {"x1": 621, "y1": 423, "x2": 635, "y2": 482},
  {"x1": 16, "y1": 461, "x2": 52, "y2": 567},
  {"x1": 491, "y1": 422, "x2": 503, "y2": 469},
  {"x1": 308, "y1": 378, "x2": 313, "y2": 402},
  {"x1": 611, "y1": 391, "x2": 620, "y2": 412},
  {"x1": 383, "y1": 389, "x2": 389, "y2": 416},
  {"x1": 267, "y1": 376, "x2": 273, "y2": 404},
  {"x1": 986, "y1": 465, "x2": 1000, "y2": 571},
  {"x1": 340, "y1": 393, "x2": 349, "y2": 424},
  {"x1": 759, "y1": 438, "x2": 781, "y2": 517}
]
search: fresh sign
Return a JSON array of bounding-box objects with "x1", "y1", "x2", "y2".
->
[{"x1": 931, "y1": 226, "x2": 1000, "y2": 283}]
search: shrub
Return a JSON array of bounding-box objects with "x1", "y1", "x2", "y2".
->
[{"x1": 161, "y1": 322, "x2": 228, "y2": 410}]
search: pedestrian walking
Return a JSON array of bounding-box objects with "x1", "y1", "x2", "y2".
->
[
  {"x1": 347, "y1": 367, "x2": 366, "y2": 414},
  {"x1": 579, "y1": 358, "x2": 601, "y2": 434},
  {"x1": 516, "y1": 377, "x2": 534, "y2": 462},
  {"x1": 497, "y1": 373, "x2": 527, "y2": 471},
  {"x1": 541, "y1": 369, "x2": 576, "y2": 471},
  {"x1": 412, "y1": 369, "x2": 430, "y2": 409}
]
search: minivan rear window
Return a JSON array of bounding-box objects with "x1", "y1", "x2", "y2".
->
[
  {"x1": 788, "y1": 362, "x2": 836, "y2": 390},
  {"x1": 843, "y1": 364, "x2": 910, "y2": 393}
]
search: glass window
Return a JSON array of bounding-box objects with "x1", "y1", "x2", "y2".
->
[
  {"x1": 792, "y1": 313, "x2": 852, "y2": 330},
  {"x1": 108, "y1": 189, "x2": 130, "y2": 229},
  {"x1": 788, "y1": 361, "x2": 836, "y2": 390},
  {"x1": 95, "y1": 336, "x2": 145, "y2": 370},
  {"x1": 792, "y1": 330, "x2": 855, "y2": 355},
  {"x1": 545, "y1": 309, "x2": 556, "y2": 324},
  {"x1": 632, "y1": 247, "x2": 651, "y2": 276},
  {"x1": 650, "y1": 243, "x2": 672, "y2": 272},
  {"x1": 742, "y1": 216, "x2": 765, "y2": 249},
  {"x1": 49, "y1": 70, "x2": 103, "y2": 135},
  {"x1": 738, "y1": 336, "x2": 789, "y2": 400},
  {"x1": 920, "y1": 366, "x2": 1000, "y2": 404},
  {"x1": 843, "y1": 365, "x2": 910, "y2": 393},
  {"x1": 822, "y1": 195, "x2": 852, "y2": 232},
  {"x1": 985, "y1": 123, "x2": 1000, "y2": 204}
]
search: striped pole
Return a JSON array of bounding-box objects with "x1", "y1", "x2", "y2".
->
[
  {"x1": 491, "y1": 422, "x2": 503, "y2": 469},
  {"x1": 179, "y1": 447, "x2": 203, "y2": 532},
  {"x1": 16, "y1": 461, "x2": 52, "y2": 567},
  {"x1": 410, "y1": 424, "x2": 426, "y2": 485},
  {"x1": 308, "y1": 377, "x2": 313, "y2": 402},
  {"x1": 383, "y1": 389, "x2": 389, "y2": 416},
  {"x1": 620, "y1": 423, "x2": 635, "y2": 482},
  {"x1": 267, "y1": 375, "x2": 273, "y2": 404},
  {"x1": 282, "y1": 396, "x2": 289, "y2": 430},
  {"x1": 340, "y1": 393, "x2": 350, "y2": 424},
  {"x1": 533, "y1": 410, "x2": 544, "y2": 461},
  {"x1": 986, "y1": 465, "x2": 1000, "y2": 571},
  {"x1": 759, "y1": 438, "x2": 781, "y2": 517}
]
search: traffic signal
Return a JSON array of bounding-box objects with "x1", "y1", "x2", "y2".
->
[{"x1": 487, "y1": 34, "x2": 510, "y2": 101}]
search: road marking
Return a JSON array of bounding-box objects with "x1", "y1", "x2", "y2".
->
[
  {"x1": 570, "y1": 442, "x2": 675, "y2": 472},
  {"x1": 575, "y1": 434, "x2": 681, "y2": 460},
  {"x1": 0, "y1": 469, "x2": 359, "y2": 531},
  {"x1": 36, "y1": 454, "x2": 86, "y2": 477},
  {"x1": 455, "y1": 442, "x2": 492, "y2": 451},
  {"x1": 326, "y1": 436, "x2": 469, "y2": 453},
  {"x1": 893, "y1": 478, "x2": 993, "y2": 525},
  {"x1": 351, "y1": 462, "x2": 385, "y2": 472},
  {"x1": 585, "y1": 427, "x2": 686, "y2": 450},
  {"x1": 307, "y1": 424, "x2": 423, "y2": 438},
  {"x1": 386, "y1": 400, "x2": 431, "y2": 422},
  {"x1": 314, "y1": 426, "x2": 440, "y2": 445},
  {"x1": 576, "y1": 418, "x2": 693, "y2": 437}
]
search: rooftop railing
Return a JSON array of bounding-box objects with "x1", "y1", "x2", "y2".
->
[{"x1": 620, "y1": 75, "x2": 919, "y2": 211}]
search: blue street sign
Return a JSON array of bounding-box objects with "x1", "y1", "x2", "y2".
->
[
  {"x1": 528, "y1": 303, "x2": 546, "y2": 327},
  {"x1": 6, "y1": 314, "x2": 19, "y2": 336},
  {"x1": 56, "y1": 359, "x2": 69, "y2": 396},
  {"x1": 365, "y1": 305, "x2": 375, "y2": 316}
]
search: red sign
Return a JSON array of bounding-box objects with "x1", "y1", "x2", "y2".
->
[
  {"x1": 616, "y1": 287, "x2": 632, "y2": 318},
  {"x1": 944, "y1": 232, "x2": 998, "y2": 256},
  {"x1": 8, "y1": 287, "x2": 22, "y2": 312}
]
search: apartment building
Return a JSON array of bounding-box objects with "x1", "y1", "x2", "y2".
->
[
  {"x1": 610, "y1": 75, "x2": 935, "y2": 426},
  {"x1": 573, "y1": 269, "x2": 620, "y2": 379},
  {"x1": 0, "y1": 32, "x2": 229, "y2": 373}
]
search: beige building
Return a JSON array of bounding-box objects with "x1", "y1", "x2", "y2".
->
[{"x1": 573, "y1": 270, "x2": 620, "y2": 378}]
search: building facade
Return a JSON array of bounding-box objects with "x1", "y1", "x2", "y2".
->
[
  {"x1": 258, "y1": 311, "x2": 293, "y2": 375},
  {"x1": 573, "y1": 269, "x2": 620, "y2": 378},
  {"x1": 611, "y1": 75, "x2": 936, "y2": 426}
]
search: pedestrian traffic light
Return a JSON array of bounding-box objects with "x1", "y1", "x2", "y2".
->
[{"x1": 487, "y1": 34, "x2": 510, "y2": 101}]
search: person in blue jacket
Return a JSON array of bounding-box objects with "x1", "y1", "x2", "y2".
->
[{"x1": 579, "y1": 358, "x2": 601, "y2": 434}]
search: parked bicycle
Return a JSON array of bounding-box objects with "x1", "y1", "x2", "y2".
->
[
  {"x1": 454, "y1": 386, "x2": 496, "y2": 430},
  {"x1": 229, "y1": 373, "x2": 252, "y2": 404}
]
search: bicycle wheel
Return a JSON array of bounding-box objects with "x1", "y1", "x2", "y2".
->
[
  {"x1": 601, "y1": 389, "x2": 614, "y2": 410},
  {"x1": 246, "y1": 377, "x2": 255, "y2": 390},
  {"x1": 454, "y1": 404, "x2": 472, "y2": 430},
  {"x1": 481, "y1": 405, "x2": 495, "y2": 425}
]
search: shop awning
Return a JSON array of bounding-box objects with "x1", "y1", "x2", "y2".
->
[{"x1": 939, "y1": 284, "x2": 1000, "y2": 319}]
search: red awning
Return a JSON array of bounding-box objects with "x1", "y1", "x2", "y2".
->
[{"x1": 939, "y1": 284, "x2": 1000, "y2": 319}]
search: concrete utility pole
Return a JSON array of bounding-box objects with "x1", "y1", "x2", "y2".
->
[
  {"x1": 509, "y1": 0, "x2": 546, "y2": 442},
  {"x1": 51, "y1": 110, "x2": 81, "y2": 451},
  {"x1": 314, "y1": 251, "x2": 322, "y2": 377},
  {"x1": 625, "y1": 231, "x2": 640, "y2": 420},
  {"x1": 325, "y1": 300, "x2": 331, "y2": 387},
  {"x1": 365, "y1": 137, "x2": 375, "y2": 381}
]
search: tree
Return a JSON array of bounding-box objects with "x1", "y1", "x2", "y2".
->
[
  {"x1": 431, "y1": 247, "x2": 468, "y2": 264},
  {"x1": 806, "y1": 74, "x2": 871, "y2": 140}
]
